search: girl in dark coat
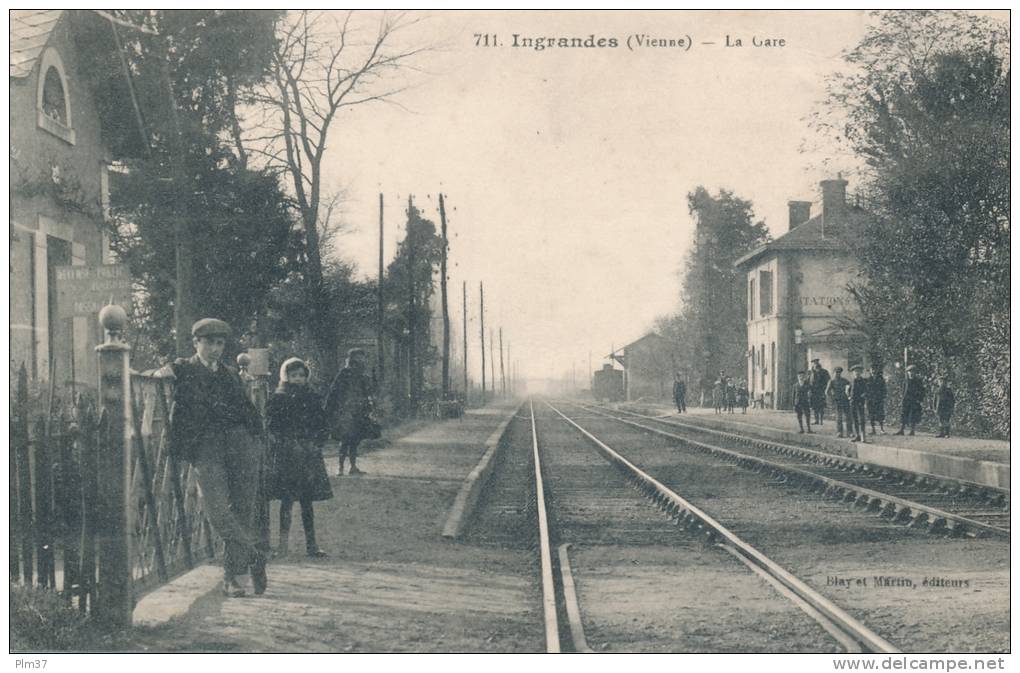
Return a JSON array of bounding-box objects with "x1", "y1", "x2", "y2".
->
[{"x1": 267, "y1": 357, "x2": 333, "y2": 557}]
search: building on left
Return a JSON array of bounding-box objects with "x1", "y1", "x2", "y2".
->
[{"x1": 10, "y1": 10, "x2": 142, "y2": 391}]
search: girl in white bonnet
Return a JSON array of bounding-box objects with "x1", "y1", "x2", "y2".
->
[{"x1": 266, "y1": 357, "x2": 333, "y2": 557}]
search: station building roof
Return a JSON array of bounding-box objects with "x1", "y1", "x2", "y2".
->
[
  {"x1": 10, "y1": 10, "x2": 64, "y2": 78},
  {"x1": 734, "y1": 207, "x2": 871, "y2": 269}
]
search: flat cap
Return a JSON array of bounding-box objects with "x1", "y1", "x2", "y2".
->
[
  {"x1": 810, "y1": 358, "x2": 820, "y2": 364},
  {"x1": 905, "y1": 364, "x2": 917, "y2": 371},
  {"x1": 834, "y1": 366, "x2": 844, "y2": 373},
  {"x1": 850, "y1": 364, "x2": 863, "y2": 372},
  {"x1": 191, "y1": 318, "x2": 231, "y2": 338}
]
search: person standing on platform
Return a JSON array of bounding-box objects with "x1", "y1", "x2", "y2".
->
[
  {"x1": 848, "y1": 365, "x2": 869, "y2": 442},
  {"x1": 793, "y1": 371, "x2": 813, "y2": 434},
  {"x1": 267, "y1": 358, "x2": 332, "y2": 558},
  {"x1": 725, "y1": 377, "x2": 737, "y2": 414},
  {"x1": 164, "y1": 319, "x2": 268, "y2": 597},
  {"x1": 868, "y1": 365, "x2": 887, "y2": 435},
  {"x1": 325, "y1": 348, "x2": 375, "y2": 476},
  {"x1": 712, "y1": 377, "x2": 724, "y2": 414},
  {"x1": 673, "y1": 371, "x2": 687, "y2": 413},
  {"x1": 934, "y1": 376, "x2": 956, "y2": 438},
  {"x1": 826, "y1": 366, "x2": 851, "y2": 438},
  {"x1": 809, "y1": 359, "x2": 830, "y2": 426},
  {"x1": 895, "y1": 365, "x2": 926, "y2": 436},
  {"x1": 736, "y1": 379, "x2": 749, "y2": 414}
]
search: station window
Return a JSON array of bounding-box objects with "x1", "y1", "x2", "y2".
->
[
  {"x1": 36, "y1": 49, "x2": 75, "y2": 144},
  {"x1": 759, "y1": 270, "x2": 773, "y2": 316},
  {"x1": 42, "y1": 67, "x2": 67, "y2": 124}
]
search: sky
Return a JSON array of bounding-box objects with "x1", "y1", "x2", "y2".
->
[{"x1": 309, "y1": 10, "x2": 986, "y2": 385}]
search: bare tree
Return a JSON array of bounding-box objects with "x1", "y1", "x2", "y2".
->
[{"x1": 245, "y1": 10, "x2": 430, "y2": 371}]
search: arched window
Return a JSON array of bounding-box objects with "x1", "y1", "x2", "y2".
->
[
  {"x1": 36, "y1": 47, "x2": 75, "y2": 144},
  {"x1": 42, "y1": 67, "x2": 67, "y2": 124}
]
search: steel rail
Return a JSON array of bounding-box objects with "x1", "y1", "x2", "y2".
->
[
  {"x1": 593, "y1": 404, "x2": 1009, "y2": 501},
  {"x1": 580, "y1": 404, "x2": 1008, "y2": 539},
  {"x1": 546, "y1": 400, "x2": 900, "y2": 654},
  {"x1": 530, "y1": 399, "x2": 561, "y2": 653}
]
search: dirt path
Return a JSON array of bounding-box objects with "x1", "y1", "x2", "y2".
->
[{"x1": 122, "y1": 403, "x2": 540, "y2": 653}]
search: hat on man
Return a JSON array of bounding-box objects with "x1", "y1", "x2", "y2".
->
[
  {"x1": 810, "y1": 358, "x2": 820, "y2": 364},
  {"x1": 347, "y1": 347, "x2": 367, "y2": 360},
  {"x1": 833, "y1": 366, "x2": 844, "y2": 373},
  {"x1": 905, "y1": 364, "x2": 916, "y2": 372},
  {"x1": 850, "y1": 364, "x2": 863, "y2": 372},
  {"x1": 191, "y1": 318, "x2": 231, "y2": 339}
]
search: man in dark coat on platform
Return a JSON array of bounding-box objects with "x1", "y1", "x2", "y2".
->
[
  {"x1": 895, "y1": 365, "x2": 926, "y2": 436},
  {"x1": 164, "y1": 318, "x2": 268, "y2": 597},
  {"x1": 672, "y1": 371, "x2": 687, "y2": 413},
  {"x1": 325, "y1": 348, "x2": 375, "y2": 476},
  {"x1": 848, "y1": 365, "x2": 869, "y2": 443},
  {"x1": 868, "y1": 364, "x2": 887, "y2": 435},
  {"x1": 934, "y1": 376, "x2": 956, "y2": 438},
  {"x1": 809, "y1": 359, "x2": 830, "y2": 425},
  {"x1": 826, "y1": 366, "x2": 851, "y2": 438},
  {"x1": 793, "y1": 371, "x2": 813, "y2": 434}
]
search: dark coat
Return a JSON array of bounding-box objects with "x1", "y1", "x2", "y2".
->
[
  {"x1": 673, "y1": 380, "x2": 686, "y2": 399},
  {"x1": 736, "y1": 386, "x2": 749, "y2": 406},
  {"x1": 935, "y1": 385, "x2": 956, "y2": 419},
  {"x1": 324, "y1": 366, "x2": 374, "y2": 440},
  {"x1": 809, "y1": 367, "x2": 830, "y2": 405},
  {"x1": 167, "y1": 355, "x2": 262, "y2": 463},
  {"x1": 903, "y1": 377, "x2": 926, "y2": 411},
  {"x1": 849, "y1": 377, "x2": 868, "y2": 405},
  {"x1": 266, "y1": 384, "x2": 332, "y2": 502},
  {"x1": 868, "y1": 374, "x2": 887, "y2": 404},
  {"x1": 793, "y1": 381, "x2": 812, "y2": 409}
]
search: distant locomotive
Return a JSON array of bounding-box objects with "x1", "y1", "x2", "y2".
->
[{"x1": 592, "y1": 364, "x2": 624, "y2": 402}]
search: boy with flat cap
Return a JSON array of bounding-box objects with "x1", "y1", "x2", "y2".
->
[{"x1": 164, "y1": 318, "x2": 268, "y2": 597}]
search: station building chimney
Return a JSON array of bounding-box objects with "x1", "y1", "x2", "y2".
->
[
  {"x1": 787, "y1": 201, "x2": 812, "y2": 231},
  {"x1": 820, "y1": 176, "x2": 848, "y2": 220}
]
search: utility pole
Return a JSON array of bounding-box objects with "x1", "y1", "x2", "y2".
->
[
  {"x1": 439, "y1": 193, "x2": 451, "y2": 399},
  {"x1": 479, "y1": 282, "x2": 486, "y2": 404},
  {"x1": 489, "y1": 328, "x2": 495, "y2": 401},
  {"x1": 462, "y1": 281, "x2": 469, "y2": 405},
  {"x1": 407, "y1": 196, "x2": 417, "y2": 415},
  {"x1": 158, "y1": 36, "x2": 192, "y2": 355},
  {"x1": 377, "y1": 193, "x2": 385, "y2": 388},
  {"x1": 506, "y1": 340, "x2": 511, "y2": 399},
  {"x1": 499, "y1": 328, "x2": 506, "y2": 399}
]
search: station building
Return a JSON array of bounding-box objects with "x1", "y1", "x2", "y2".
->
[
  {"x1": 10, "y1": 10, "x2": 138, "y2": 389},
  {"x1": 734, "y1": 177, "x2": 869, "y2": 410},
  {"x1": 610, "y1": 332, "x2": 677, "y2": 401}
]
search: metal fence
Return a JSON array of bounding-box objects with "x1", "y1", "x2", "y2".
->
[{"x1": 9, "y1": 359, "x2": 218, "y2": 622}]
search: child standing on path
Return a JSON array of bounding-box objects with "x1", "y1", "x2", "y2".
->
[{"x1": 267, "y1": 358, "x2": 333, "y2": 558}]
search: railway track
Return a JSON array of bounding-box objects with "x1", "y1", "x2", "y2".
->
[
  {"x1": 469, "y1": 399, "x2": 902, "y2": 653},
  {"x1": 577, "y1": 403, "x2": 1009, "y2": 539}
]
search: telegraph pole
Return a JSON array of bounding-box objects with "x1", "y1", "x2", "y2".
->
[
  {"x1": 480, "y1": 282, "x2": 486, "y2": 404},
  {"x1": 377, "y1": 193, "x2": 385, "y2": 388},
  {"x1": 439, "y1": 193, "x2": 450, "y2": 399},
  {"x1": 407, "y1": 196, "x2": 417, "y2": 415},
  {"x1": 489, "y1": 328, "x2": 495, "y2": 401},
  {"x1": 462, "y1": 281, "x2": 469, "y2": 404},
  {"x1": 499, "y1": 328, "x2": 506, "y2": 399}
]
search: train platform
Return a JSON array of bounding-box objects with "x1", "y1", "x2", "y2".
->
[
  {"x1": 128, "y1": 400, "x2": 532, "y2": 653},
  {"x1": 619, "y1": 401, "x2": 1009, "y2": 490}
]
